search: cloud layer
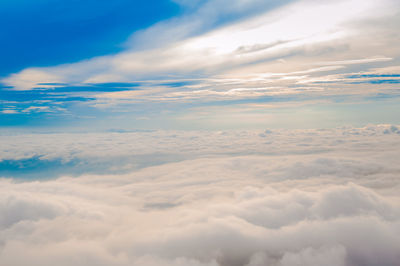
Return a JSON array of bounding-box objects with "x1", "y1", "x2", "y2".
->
[
  {"x1": 4, "y1": 0, "x2": 399, "y2": 90},
  {"x1": 0, "y1": 125, "x2": 399, "y2": 265}
]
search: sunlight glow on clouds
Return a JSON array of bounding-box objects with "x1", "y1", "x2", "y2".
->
[
  {"x1": 2, "y1": 0, "x2": 398, "y2": 89},
  {"x1": 1, "y1": 0, "x2": 399, "y2": 129}
]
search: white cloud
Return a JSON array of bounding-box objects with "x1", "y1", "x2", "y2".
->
[
  {"x1": 0, "y1": 125, "x2": 399, "y2": 265},
  {"x1": 0, "y1": 109, "x2": 19, "y2": 114},
  {"x1": 2, "y1": 0, "x2": 399, "y2": 104}
]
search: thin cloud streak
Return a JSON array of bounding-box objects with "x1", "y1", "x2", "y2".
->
[
  {"x1": 1, "y1": 0, "x2": 399, "y2": 129},
  {"x1": 2, "y1": 0, "x2": 398, "y2": 90}
]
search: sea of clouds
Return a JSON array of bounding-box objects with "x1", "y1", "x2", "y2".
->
[{"x1": 0, "y1": 125, "x2": 399, "y2": 266}]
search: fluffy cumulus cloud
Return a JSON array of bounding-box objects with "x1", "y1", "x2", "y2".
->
[{"x1": 0, "y1": 125, "x2": 399, "y2": 266}]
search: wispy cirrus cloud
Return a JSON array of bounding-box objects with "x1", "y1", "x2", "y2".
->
[
  {"x1": 3, "y1": 0, "x2": 399, "y2": 90},
  {"x1": 1, "y1": 0, "x2": 399, "y2": 129}
]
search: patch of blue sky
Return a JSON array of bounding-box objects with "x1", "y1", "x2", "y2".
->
[
  {"x1": 156, "y1": 80, "x2": 201, "y2": 88},
  {"x1": 0, "y1": 153, "x2": 189, "y2": 179},
  {"x1": 33, "y1": 85, "x2": 141, "y2": 92},
  {"x1": 1, "y1": 89, "x2": 59, "y2": 102},
  {"x1": 0, "y1": 84, "x2": 138, "y2": 102},
  {"x1": 347, "y1": 74, "x2": 400, "y2": 78},
  {"x1": 0, "y1": 0, "x2": 180, "y2": 77},
  {"x1": 0, "y1": 155, "x2": 139, "y2": 180},
  {"x1": 348, "y1": 79, "x2": 400, "y2": 84},
  {"x1": 0, "y1": 89, "x2": 90, "y2": 102},
  {"x1": 0, "y1": 99, "x2": 105, "y2": 128},
  {"x1": 1, "y1": 111, "x2": 59, "y2": 127},
  {"x1": 88, "y1": 82, "x2": 141, "y2": 88},
  {"x1": 0, "y1": 156, "x2": 79, "y2": 180}
]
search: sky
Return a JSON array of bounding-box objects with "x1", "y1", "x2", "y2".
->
[
  {"x1": 1, "y1": 1, "x2": 400, "y2": 266},
  {"x1": 1, "y1": 0, "x2": 399, "y2": 130}
]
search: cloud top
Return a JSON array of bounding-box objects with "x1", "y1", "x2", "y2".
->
[{"x1": 0, "y1": 125, "x2": 399, "y2": 265}]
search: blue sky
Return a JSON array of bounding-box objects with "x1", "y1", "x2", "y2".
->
[
  {"x1": 1, "y1": 0, "x2": 400, "y2": 130},
  {"x1": 0, "y1": 0, "x2": 180, "y2": 76}
]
